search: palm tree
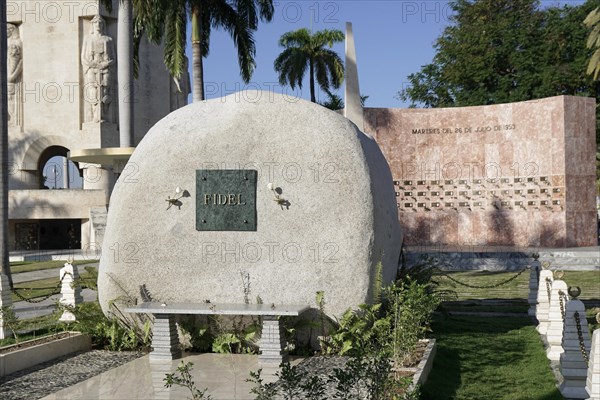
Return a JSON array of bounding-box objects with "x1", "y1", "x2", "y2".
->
[
  {"x1": 274, "y1": 28, "x2": 345, "y2": 103},
  {"x1": 134, "y1": 0, "x2": 274, "y2": 102}
]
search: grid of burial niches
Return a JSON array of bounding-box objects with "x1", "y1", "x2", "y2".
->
[{"x1": 394, "y1": 176, "x2": 565, "y2": 212}]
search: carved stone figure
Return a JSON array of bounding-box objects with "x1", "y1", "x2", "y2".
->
[
  {"x1": 7, "y1": 23, "x2": 23, "y2": 127},
  {"x1": 81, "y1": 15, "x2": 114, "y2": 123}
]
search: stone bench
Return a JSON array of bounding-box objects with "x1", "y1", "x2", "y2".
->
[{"x1": 125, "y1": 302, "x2": 309, "y2": 364}]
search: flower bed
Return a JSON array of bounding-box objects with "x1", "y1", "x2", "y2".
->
[{"x1": 0, "y1": 331, "x2": 91, "y2": 377}]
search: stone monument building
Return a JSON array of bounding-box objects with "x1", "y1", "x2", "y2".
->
[
  {"x1": 363, "y1": 96, "x2": 597, "y2": 248},
  {"x1": 6, "y1": 0, "x2": 186, "y2": 252}
]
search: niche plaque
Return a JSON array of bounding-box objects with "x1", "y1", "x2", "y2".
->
[{"x1": 196, "y1": 169, "x2": 257, "y2": 231}]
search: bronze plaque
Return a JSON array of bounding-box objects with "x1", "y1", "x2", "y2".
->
[{"x1": 196, "y1": 169, "x2": 257, "y2": 231}]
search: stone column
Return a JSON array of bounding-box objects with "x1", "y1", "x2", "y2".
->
[
  {"x1": 560, "y1": 298, "x2": 592, "y2": 399},
  {"x1": 59, "y1": 263, "x2": 83, "y2": 322},
  {"x1": 587, "y1": 318, "x2": 600, "y2": 400},
  {"x1": 0, "y1": 274, "x2": 13, "y2": 339},
  {"x1": 546, "y1": 279, "x2": 569, "y2": 360},
  {"x1": 117, "y1": 0, "x2": 134, "y2": 147},
  {"x1": 81, "y1": 162, "x2": 113, "y2": 205},
  {"x1": 258, "y1": 315, "x2": 288, "y2": 366},
  {"x1": 63, "y1": 157, "x2": 70, "y2": 189},
  {"x1": 536, "y1": 269, "x2": 553, "y2": 335},
  {"x1": 528, "y1": 259, "x2": 540, "y2": 317},
  {"x1": 149, "y1": 314, "x2": 181, "y2": 362},
  {"x1": 344, "y1": 22, "x2": 364, "y2": 131}
]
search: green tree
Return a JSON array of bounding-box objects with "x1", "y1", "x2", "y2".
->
[
  {"x1": 585, "y1": 6, "x2": 600, "y2": 80},
  {"x1": 399, "y1": 0, "x2": 599, "y2": 108},
  {"x1": 274, "y1": 28, "x2": 345, "y2": 103},
  {"x1": 134, "y1": 0, "x2": 274, "y2": 102},
  {"x1": 319, "y1": 89, "x2": 344, "y2": 110}
]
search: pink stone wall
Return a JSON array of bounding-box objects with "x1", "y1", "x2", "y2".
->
[{"x1": 364, "y1": 96, "x2": 597, "y2": 248}]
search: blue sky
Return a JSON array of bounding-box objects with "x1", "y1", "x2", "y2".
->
[{"x1": 186, "y1": 0, "x2": 587, "y2": 108}]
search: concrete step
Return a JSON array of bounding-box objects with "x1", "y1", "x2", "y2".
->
[
  {"x1": 537, "y1": 247, "x2": 599, "y2": 271},
  {"x1": 403, "y1": 246, "x2": 600, "y2": 271}
]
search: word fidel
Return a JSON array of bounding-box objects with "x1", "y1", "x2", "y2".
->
[
  {"x1": 203, "y1": 194, "x2": 246, "y2": 206},
  {"x1": 412, "y1": 124, "x2": 516, "y2": 134}
]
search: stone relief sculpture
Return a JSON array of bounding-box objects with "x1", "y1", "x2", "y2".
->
[
  {"x1": 81, "y1": 15, "x2": 114, "y2": 123},
  {"x1": 7, "y1": 23, "x2": 23, "y2": 127}
]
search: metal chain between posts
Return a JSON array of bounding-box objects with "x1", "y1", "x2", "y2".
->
[
  {"x1": 574, "y1": 311, "x2": 590, "y2": 366},
  {"x1": 436, "y1": 265, "x2": 528, "y2": 289},
  {"x1": 10, "y1": 271, "x2": 73, "y2": 304},
  {"x1": 558, "y1": 290, "x2": 566, "y2": 321}
]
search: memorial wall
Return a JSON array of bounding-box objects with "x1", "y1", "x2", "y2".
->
[{"x1": 364, "y1": 95, "x2": 597, "y2": 248}]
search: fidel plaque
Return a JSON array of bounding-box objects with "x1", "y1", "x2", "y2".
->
[{"x1": 196, "y1": 169, "x2": 257, "y2": 231}]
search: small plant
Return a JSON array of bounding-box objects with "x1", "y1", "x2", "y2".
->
[
  {"x1": 211, "y1": 323, "x2": 259, "y2": 354},
  {"x1": 323, "y1": 302, "x2": 390, "y2": 356},
  {"x1": 316, "y1": 290, "x2": 327, "y2": 338},
  {"x1": 328, "y1": 356, "x2": 367, "y2": 398},
  {"x1": 277, "y1": 362, "x2": 303, "y2": 399},
  {"x1": 71, "y1": 301, "x2": 151, "y2": 350},
  {"x1": 300, "y1": 375, "x2": 326, "y2": 400},
  {"x1": 0, "y1": 305, "x2": 21, "y2": 342},
  {"x1": 247, "y1": 368, "x2": 277, "y2": 400},
  {"x1": 164, "y1": 361, "x2": 212, "y2": 399},
  {"x1": 177, "y1": 315, "x2": 215, "y2": 352}
]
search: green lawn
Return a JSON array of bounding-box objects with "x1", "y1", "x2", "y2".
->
[
  {"x1": 421, "y1": 316, "x2": 562, "y2": 400},
  {"x1": 10, "y1": 259, "x2": 98, "y2": 274},
  {"x1": 11, "y1": 271, "x2": 96, "y2": 302},
  {"x1": 441, "y1": 301, "x2": 529, "y2": 314},
  {"x1": 434, "y1": 270, "x2": 600, "y2": 300}
]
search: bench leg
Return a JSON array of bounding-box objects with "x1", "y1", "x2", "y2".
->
[
  {"x1": 258, "y1": 315, "x2": 288, "y2": 366},
  {"x1": 150, "y1": 314, "x2": 181, "y2": 362}
]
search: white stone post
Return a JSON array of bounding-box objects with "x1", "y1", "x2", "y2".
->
[
  {"x1": 547, "y1": 280, "x2": 569, "y2": 360},
  {"x1": 258, "y1": 315, "x2": 288, "y2": 366},
  {"x1": 149, "y1": 314, "x2": 181, "y2": 362},
  {"x1": 528, "y1": 259, "x2": 540, "y2": 317},
  {"x1": 536, "y1": 269, "x2": 553, "y2": 335},
  {"x1": 344, "y1": 22, "x2": 364, "y2": 131},
  {"x1": 0, "y1": 274, "x2": 13, "y2": 339},
  {"x1": 59, "y1": 263, "x2": 83, "y2": 322},
  {"x1": 560, "y1": 298, "x2": 592, "y2": 399},
  {"x1": 587, "y1": 319, "x2": 600, "y2": 400}
]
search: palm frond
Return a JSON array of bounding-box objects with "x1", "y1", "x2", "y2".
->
[
  {"x1": 163, "y1": 0, "x2": 187, "y2": 80},
  {"x1": 279, "y1": 28, "x2": 311, "y2": 48},
  {"x1": 211, "y1": 0, "x2": 256, "y2": 82},
  {"x1": 274, "y1": 47, "x2": 307, "y2": 89},
  {"x1": 312, "y1": 29, "x2": 344, "y2": 48}
]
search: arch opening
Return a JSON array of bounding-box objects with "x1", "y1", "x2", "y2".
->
[{"x1": 37, "y1": 145, "x2": 83, "y2": 189}]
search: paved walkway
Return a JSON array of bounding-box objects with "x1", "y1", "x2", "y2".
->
[
  {"x1": 9, "y1": 249, "x2": 100, "y2": 263},
  {"x1": 13, "y1": 264, "x2": 97, "y2": 284}
]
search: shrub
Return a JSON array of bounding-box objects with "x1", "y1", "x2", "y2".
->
[{"x1": 71, "y1": 301, "x2": 151, "y2": 351}]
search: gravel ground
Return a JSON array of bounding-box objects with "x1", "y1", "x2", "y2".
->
[{"x1": 0, "y1": 350, "x2": 144, "y2": 400}]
